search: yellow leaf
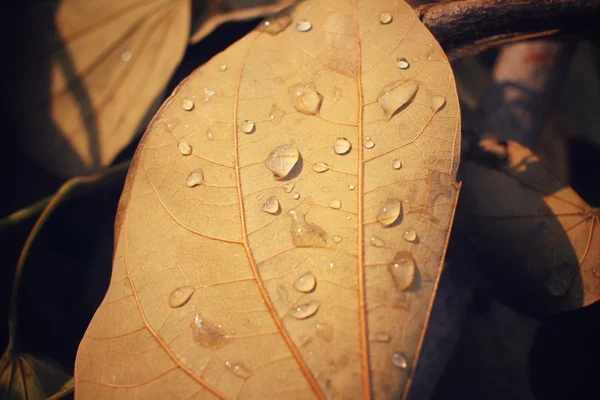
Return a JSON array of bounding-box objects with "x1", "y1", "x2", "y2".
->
[{"x1": 75, "y1": 1, "x2": 461, "y2": 398}]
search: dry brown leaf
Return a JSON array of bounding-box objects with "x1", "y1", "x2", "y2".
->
[
  {"x1": 12, "y1": 0, "x2": 190, "y2": 177},
  {"x1": 458, "y1": 139, "x2": 600, "y2": 312},
  {"x1": 75, "y1": 0, "x2": 461, "y2": 398}
]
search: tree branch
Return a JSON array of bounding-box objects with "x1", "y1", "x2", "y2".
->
[{"x1": 417, "y1": 0, "x2": 600, "y2": 60}]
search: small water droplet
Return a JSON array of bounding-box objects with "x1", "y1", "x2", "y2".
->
[
  {"x1": 316, "y1": 322, "x2": 333, "y2": 342},
  {"x1": 178, "y1": 140, "x2": 193, "y2": 156},
  {"x1": 430, "y1": 95, "x2": 446, "y2": 112},
  {"x1": 193, "y1": 315, "x2": 231, "y2": 348},
  {"x1": 377, "y1": 199, "x2": 402, "y2": 227},
  {"x1": 377, "y1": 79, "x2": 419, "y2": 120},
  {"x1": 329, "y1": 199, "x2": 342, "y2": 209},
  {"x1": 329, "y1": 261, "x2": 335, "y2": 269},
  {"x1": 206, "y1": 129, "x2": 214, "y2": 140},
  {"x1": 312, "y1": 161, "x2": 330, "y2": 173},
  {"x1": 373, "y1": 332, "x2": 391, "y2": 343},
  {"x1": 121, "y1": 51, "x2": 132, "y2": 62},
  {"x1": 219, "y1": 64, "x2": 227, "y2": 72},
  {"x1": 334, "y1": 137, "x2": 352, "y2": 155},
  {"x1": 370, "y1": 236, "x2": 385, "y2": 248},
  {"x1": 294, "y1": 272, "x2": 316, "y2": 293},
  {"x1": 284, "y1": 182, "x2": 295, "y2": 193},
  {"x1": 186, "y1": 169, "x2": 204, "y2": 187},
  {"x1": 289, "y1": 210, "x2": 326, "y2": 247},
  {"x1": 403, "y1": 230, "x2": 417, "y2": 242},
  {"x1": 396, "y1": 57, "x2": 410, "y2": 70},
  {"x1": 379, "y1": 12, "x2": 393, "y2": 24},
  {"x1": 262, "y1": 197, "x2": 280, "y2": 214},
  {"x1": 266, "y1": 143, "x2": 300, "y2": 180},
  {"x1": 203, "y1": 88, "x2": 215, "y2": 102},
  {"x1": 225, "y1": 361, "x2": 252, "y2": 379},
  {"x1": 292, "y1": 192, "x2": 300, "y2": 200},
  {"x1": 169, "y1": 285, "x2": 195, "y2": 308},
  {"x1": 392, "y1": 352, "x2": 409, "y2": 369},
  {"x1": 389, "y1": 251, "x2": 416, "y2": 290},
  {"x1": 333, "y1": 87, "x2": 342, "y2": 103},
  {"x1": 182, "y1": 98, "x2": 194, "y2": 111},
  {"x1": 241, "y1": 120, "x2": 255, "y2": 134},
  {"x1": 365, "y1": 140, "x2": 375, "y2": 149},
  {"x1": 392, "y1": 159, "x2": 403, "y2": 170},
  {"x1": 290, "y1": 301, "x2": 320, "y2": 319},
  {"x1": 296, "y1": 19, "x2": 312, "y2": 32},
  {"x1": 333, "y1": 235, "x2": 342, "y2": 243},
  {"x1": 269, "y1": 104, "x2": 285, "y2": 125},
  {"x1": 290, "y1": 83, "x2": 323, "y2": 115},
  {"x1": 347, "y1": 184, "x2": 355, "y2": 190}
]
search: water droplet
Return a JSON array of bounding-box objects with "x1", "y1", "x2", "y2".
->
[
  {"x1": 430, "y1": 95, "x2": 446, "y2": 112},
  {"x1": 388, "y1": 251, "x2": 416, "y2": 290},
  {"x1": 290, "y1": 83, "x2": 323, "y2": 115},
  {"x1": 294, "y1": 272, "x2": 316, "y2": 293},
  {"x1": 392, "y1": 352, "x2": 409, "y2": 369},
  {"x1": 347, "y1": 184, "x2": 355, "y2": 190},
  {"x1": 377, "y1": 199, "x2": 402, "y2": 227},
  {"x1": 169, "y1": 285, "x2": 195, "y2": 308},
  {"x1": 365, "y1": 140, "x2": 375, "y2": 149},
  {"x1": 377, "y1": 79, "x2": 419, "y2": 120},
  {"x1": 290, "y1": 301, "x2": 320, "y2": 319},
  {"x1": 289, "y1": 210, "x2": 326, "y2": 247},
  {"x1": 182, "y1": 98, "x2": 194, "y2": 111},
  {"x1": 334, "y1": 137, "x2": 352, "y2": 155},
  {"x1": 207, "y1": 130, "x2": 215, "y2": 140},
  {"x1": 373, "y1": 332, "x2": 391, "y2": 343},
  {"x1": 269, "y1": 104, "x2": 285, "y2": 125},
  {"x1": 296, "y1": 20, "x2": 312, "y2": 32},
  {"x1": 266, "y1": 143, "x2": 300, "y2": 179},
  {"x1": 346, "y1": 215, "x2": 351, "y2": 220},
  {"x1": 370, "y1": 236, "x2": 385, "y2": 248},
  {"x1": 262, "y1": 197, "x2": 280, "y2": 214},
  {"x1": 316, "y1": 322, "x2": 333, "y2": 342},
  {"x1": 332, "y1": 235, "x2": 342, "y2": 243},
  {"x1": 365, "y1": 136, "x2": 371, "y2": 141},
  {"x1": 328, "y1": 262, "x2": 335, "y2": 269},
  {"x1": 403, "y1": 230, "x2": 417, "y2": 242},
  {"x1": 312, "y1": 161, "x2": 330, "y2": 173},
  {"x1": 259, "y1": 11, "x2": 293, "y2": 35},
  {"x1": 178, "y1": 140, "x2": 193, "y2": 156},
  {"x1": 186, "y1": 169, "x2": 204, "y2": 187},
  {"x1": 545, "y1": 262, "x2": 577, "y2": 296},
  {"x1": 121, "y1": 51, "x2": 132, "y2": 62},
  {"x1": 219, "y1": 64, "x2": 227, "y2": 72},
  {"x1": 396, "y1": 57, "x2": 410, "y2": 70},
  {"x1": 292, "y1": 192, "x2": 300, "y2": 200},
  {"x1": 329, "y1": 199, "x2": 342, "y2": 209},
  {"x1": 333, "y1": 87, "x2": 342, "y2": 103},
  {"x1": 284, "y1": 182, "x2": 295, "y2": 193},
  {"x1": 379, "y1": 12, "x2": 393, "y2": 24},
  {"x1": 193, "y1": 315, "x2": 231, "y2": 348},
  {"x1": 241, "y1": 120, "x2": 255, "y2": 134},
  {"x1": 203, "y1": 88, "x2": 215, "y2": 102},
  {"x1": 392, "y1": 159, "x2": 403, "y2": 170},
  {"x1": 225, "y1": 361, "x2": 252, "y2": 379}
]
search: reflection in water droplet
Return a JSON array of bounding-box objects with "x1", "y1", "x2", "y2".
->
[
  {"x1": 169, "y1": 285, "x2": 195, "y2": 308},
  {"x1": 292, "y1": 193, "x2": 300, "y2": 200},
  {"x1": 392, "y1": 159, "x2": 403, "y2": 170},
  {"x1": 182, "y1": 98, "x2": 194, "y2": 111},
  {"x1": 377, "y1": 79, "x2": 419, "y2": 120},
  {"x1": 186, "y1": 170, "x2": 204, "y2": 187},
  {"x1": 316, "y1": 323, "x2": 333, "y2": 342},
  {"x1": 389, "y1": 251, "x2": 416, "y2": 290},
  {"x1": 329, "y1": 199, "x2": 342, "y2": 209},
  {"x1": 348, "y1": 184, "x2": 355, "y2": 190},
  {"x1": 219, "y1": 64, "x2": 227, "y2": 72},
  {"x1": 121, "y1": 51, "x2": 132, "y2": 62},
  {"x1": 269, "y1": 104, "x2": 285, "y2": 125},
  {"x1": 430, "y1": 95, "x2": 446, "y2": 112},
  {"x1": 396, "y1": 57, "x2": 410, "y2": 70},
  {"x1": 334, "y1": 137, "x2": 352, "y2": 155},
  {"x1": 392, "y1": 352, "x2": 409, "y2": 369},
  {"x1": 294, "y1": 272, "x2": 316, "y2": 293},
  {"x1": 377, "y1": 199, "x2": 402, "y2": 227},
  {"x1": 289, "y1": 210, "x2": 326, "y2": 247},
  {"x1": 296, "y1": 20, "x2": 313, "y2": 32},
  {"x1": 259, "y1": 11, "x2": 293, "y2": 35},
  {"x1": 312, "y1": 162, "x2": 330, "y2": 173},
  {"x1": 241, "y1": 120, "x2": 255, "y2": 134},
  {"x1": 403, "y1": 230, "x2": 417, "y2": 242},
  {"x1": 193, "y1": 315, "x2": 231, "y2": 348},
  {"x1": 332, "y1": 235, "x2": 342, "y2": 243},
  {"x1": 290, "y1": 301, "x2": 320, "y2": 319},
  {"x1": 365, "y1": 140, "x2": 375, "y2": 149},
  {"x1": 225, "y1": 361, "x2": 252, "y2": 379},
  {"x1": 262, "y1": 197, "x2": 280, "y2": 214},
  {"x1": 284, "y1": 182, "x2": 295, "y2": 193},
  {"x1": 178, "y1": 140, "x2": 192, "y2": 156},
  {"x1": 379, "y1": 12, "x2": 393, "y2": 24},
  {"x1": 290, "y1": 83, "x2": 323, "y2": 115},
  {"x1": 266, "y1": 143, "x2": 300, "y2": 180},
  {"x1": 203, "y1": 88, "x2": 215, "y2": 102},
  {"x1": 370, "y1": 236, "x2": 385, "y2": 248},
  {"x1": 373, "y1": 332, "x2": 391, "y2": 343}
]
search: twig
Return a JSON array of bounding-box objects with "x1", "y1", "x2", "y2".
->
[{"x1": 417, "y1": 0, "x2": 600, "y2": 60}]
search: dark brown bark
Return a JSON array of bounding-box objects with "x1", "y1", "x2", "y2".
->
[{"x1": 417, "y1": 0, "x2": 600, "y2": 60}]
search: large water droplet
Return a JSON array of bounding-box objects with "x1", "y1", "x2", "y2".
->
[
  {"x1": 241, "y1": 120, "x2": 255, "y2": 134},
  {"x1": 403, "y1": 230, "x2": 417, "y2": 242},
  {"x1": 373, "y1": 332, "x2": 391, "y2": 343},
  {"x1": 329, "y1": 199, "x2": 342, "y2": 209},
  {"x1": 377, "y1": 79, "x2": 419, "y2": 120},
  {"x1": 182, "y1": 98, "x2": 194, "y2": 111},
  {"x1": 379, "y1": 12, "x2": 393, "y2": 24},
  {"x1": 290, "y1": 83, "x2": 323, "y2": 115},
  {"x1": 186, "y1": 169, "x2": 204, "y2": 187},
  {"x1": 262, "y1": 197, "x2": 280, "y2": 215},
  {"x1": 316, "y1": 322, "x2": 333, "y2": 342},
  {"x1": 193, "y1": 316, "x2": 231, "y2": 348},
  {"x1": 377, "y1": 199, "x2": 402, "y2": 227},
  {"x1": 266, "y1": 143, "x2": 300, "y2": 180},
  {"x1": 259, "y1": 11, "x2": 293, "y2": 35},
  {"x1": 396, "y1": 57, "x2": 410, "y2": 70},
  {"x1": 312, "y1": 161, "x2": 330, "y2": 173},
  {"x1": 294, "y1": 272, "x2": 316, "y2": 293},
  {"x1": 269, "y1": 104, "x2": 285, "y2": 125},
  {"x1": 392, "y1": 352, "x2": 409, "y2": 369},
  {"x1": 284, "y1": 182, "x2": 295, "y2": 193},
  {"x1": 430, "y1": 95, "x2": 446, "y2": 112},
  {"x1": 289, "y1": 210, "x2": 326, "y2": 247},
  {"x1": 290, "y1": 301, "x2": 320, "y2": 319},
  {"x1": 169, "y1": 285, "x2": 195, "y2": 308},
  {"x1": 296, "y1": 20, "x2": 312, "y2": 32},
  {"x1": 370, "y1": 236, "x2": 385, "y2": 248},
  {"x1": 392, "y1": 159, "x2": 403, "y2": 170},
  {"x1": 178, "y1": 140, "x2": 193, "y2": 156},
  {"x1": 389, "y1": 251, "x2": 416, "y2": 290},
  {"x1": 333, "y1": 137, "x2": 352, "y2": 155}
]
